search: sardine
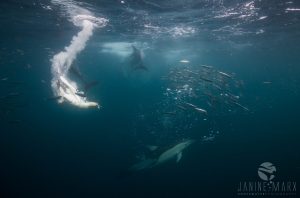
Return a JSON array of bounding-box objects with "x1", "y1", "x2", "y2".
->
[
  {"x1": 218, "y1": 71, "x2": 232, "y2": 78},
  {"x1": 233, "y1": 102, "x2": 249, "y2": 111},
  {"x1": 194, "y1": 107, "x2": 207, "y2": 114}
]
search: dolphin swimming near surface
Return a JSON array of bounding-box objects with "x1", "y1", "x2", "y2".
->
[{"x1": 129, "y1": 45, "x2": 148, "y2": 71}]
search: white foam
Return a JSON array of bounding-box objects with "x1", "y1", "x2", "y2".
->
[
  {"x1": 51, "y1": 0, "x2": 93, "y2": 21},
  {"x1": 73, "y1": 15, "x2": 108, "y2": 27},
  {"x1": 100, "y1": 42, "x2": 148, "y2": 58},
  {"x1": 101, "y1": 42, "x2": 134, "y2": 57},
  {"x1": 169, "y1": 26, "x2": 196, "y2": 38}
]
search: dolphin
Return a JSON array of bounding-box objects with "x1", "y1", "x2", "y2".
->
[
  {"x1": 57, "y1": 76, "x2": 99, "y2": 109},
  {"x1": 129, "y1": 139, "x2": 195, "y2": 172},
  {"x1": 129, "y1": 45, "x2": 148, "y2": 71},
  {"x1": 155, "y1": 139, "x2": 195, "y2": 166}
]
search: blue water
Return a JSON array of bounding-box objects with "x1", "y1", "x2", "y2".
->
[{"x1": 0, "y1": 0, "x2": 299, "y2": 197}]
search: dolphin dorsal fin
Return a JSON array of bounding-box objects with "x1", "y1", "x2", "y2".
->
[{"x1": 176, "y1": 152, "x2": 182, "y2": 163}]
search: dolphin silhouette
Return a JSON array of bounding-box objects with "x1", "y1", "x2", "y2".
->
[
  {"x1": 155, "y1": 139, "x2": 195, "y2": 166},
  {"x1": 129, "y1": 45, "x2": 148, "y2": 71},
  {"x1": 128, "y1": 139, "x2": 195, "y2": 172}
]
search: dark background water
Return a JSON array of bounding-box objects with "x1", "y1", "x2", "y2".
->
[{"x1": 0, "y1": 0, "x2": 299, "y2": 197}]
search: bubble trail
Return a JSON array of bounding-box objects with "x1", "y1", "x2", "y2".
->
[{"x1": 50, "y1": 0, "x2": 108, "y2": 108}]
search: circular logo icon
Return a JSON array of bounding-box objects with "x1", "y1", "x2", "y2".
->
[{"x1": 258, "y1": 162, "x2": 276, "y2": 181}]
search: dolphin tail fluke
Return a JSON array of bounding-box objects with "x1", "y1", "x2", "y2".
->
[{"x1": 84, "y1": 81, "x2": 99, "y2": 93}]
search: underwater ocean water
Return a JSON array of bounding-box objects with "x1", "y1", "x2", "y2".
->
[{"x1": 0, "y1": 0, "x2": 299, "y2": 197}]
